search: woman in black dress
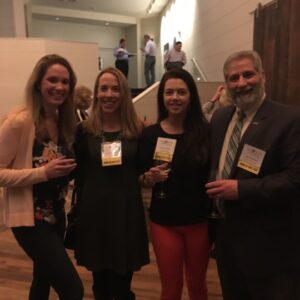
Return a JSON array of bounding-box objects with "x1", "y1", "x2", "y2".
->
[
  {"x1": 74, "y1": 67, "x2": 149, "y2": 300},
  {"x1": 139, "y1": 68, "x2": 210, "y2": 300}
]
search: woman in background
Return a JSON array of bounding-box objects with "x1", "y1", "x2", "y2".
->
[
  {"x1": 0, "y1": 54, "x2": 83, "y2": 300},
  {"x1": 202, "y1": 85, "x2": 232, "y2": 121},
  {"x1": 74, "y1": 67, "x2": 149, "y2": 300},
  {"x1": 139, "y1": 68, "x2": 210, "y2": 300},
  {"x1": 74, "y1": 84, "x2": 93, "y2": 122}
]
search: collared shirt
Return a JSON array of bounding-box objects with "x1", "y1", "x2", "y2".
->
[
  {"x1": 218, "y1": 95, "x2": 265, "y2": 177},
  {"x1": 164, "y1": 48, "x2": 187, "y2": 65},
  {"x1": 144, "y1": 39, "x2": 156, "y2": 57},
  {"x1": 113, "y1": 46, "x2": 129, "y2": 61}
]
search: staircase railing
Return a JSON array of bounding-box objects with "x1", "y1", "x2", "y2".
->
[{"x1": 191, "y1": 57, "x2": 208, "y2": 82}]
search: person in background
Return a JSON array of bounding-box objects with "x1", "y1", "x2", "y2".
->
[
  {"x1": 74, "y1": 84, "x2": 93, "y2": 122},
  {"x1": 0, "y1": 54, "x2": 83, "y2": 300},
  {"x1": 140, "y1": 34, "x2": 156, "y2": 87},
  {"x1": 113, "y1": 38, "x2": 130, "y2": 78},
  {"x1": 74, "y1": 67, "x2": 149, "y2": 300},
  {"x1": 139, "y1": 68, "x2": 210, "y2": 300},
  {"x1": 164, "y1": 41, "x2": 187, "y2": 71},
  {"x1": 206, "y1": 50, "x2": 300, "y2": 299},
  {"x1": 202, "y1": 85, "x2": 232, "y2": 121}
]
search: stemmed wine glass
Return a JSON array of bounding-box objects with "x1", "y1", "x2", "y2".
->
[
  {"x1": 207, "y1": 169, "x2": 222, "y2": 219},
  {"x1": 57, "y1": 143, "x2": 75, "y2": 159},
  {"x1": 154, "y1": 160, "x2": 171, "y2": 199}
]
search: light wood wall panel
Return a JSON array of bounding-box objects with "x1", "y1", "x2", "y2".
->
[{"x1": 0, "y1": 38, "x2": 99, "y2": 118}]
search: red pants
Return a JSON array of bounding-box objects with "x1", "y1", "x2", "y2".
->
[{"x1": 150, "y1": 222, "x2": 210, "y2": 300}]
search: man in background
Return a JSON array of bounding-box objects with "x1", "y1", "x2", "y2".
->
[
  {"x1": 140, "y1": 34, "x2": 156, "y2": 87},
  {"x1": 164, "y1": 41, "x2": 187, "y2": 70},
  {"x1": 206, "y1": 50, "x2": 300, "y2": 299},
  {"x1": 113, "y1": 38, "x2": 130, "y2": 78}
]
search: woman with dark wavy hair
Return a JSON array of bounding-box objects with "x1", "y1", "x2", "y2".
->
[
  {"x1": 139, "y1": 68, "x2": 210, "y2": 300},
  {"x1": 0, "y1": 54, "x2": 83, "y2": 300}
]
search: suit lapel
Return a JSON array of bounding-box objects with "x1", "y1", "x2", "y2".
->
[{"x1": 230, "y1": 100, "x2": 270, "y2": 177}]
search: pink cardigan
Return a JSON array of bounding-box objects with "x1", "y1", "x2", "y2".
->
[{"x1": 0, "y1": 109, "x2": 48, "y2": 227}]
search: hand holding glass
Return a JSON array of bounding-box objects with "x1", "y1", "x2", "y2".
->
[
  {"x1": 154, "y1": 160, "x2": 171, "y2": 199},
  {"x1": 207, "y1": 170, "x2": 222, "y2": 219}
]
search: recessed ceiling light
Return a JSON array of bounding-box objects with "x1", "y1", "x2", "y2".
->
[
  {"x1": 55, "y1": 17, "x2": 60, "y2": 21},
  {"x1": 105, "y1": 22, "x2": 110, "y2": 26}
]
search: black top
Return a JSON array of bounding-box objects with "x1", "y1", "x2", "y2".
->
[
  {"x1": 139, "y1": 123, "x2": 209, "y2": 226},
  {"x1": 32, "y1": 139, "x2": 69, "y2": 224},
  {"x1": 74, "y1": 126, "x2": 149, "y2": 273}
]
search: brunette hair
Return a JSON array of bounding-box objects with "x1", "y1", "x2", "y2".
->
[
  {"x1": 157, "y1": 68, "x2": 209, "y2": 164},
  {"x1": 25, "y1": 54, "x2": 77, "y2": 143}
]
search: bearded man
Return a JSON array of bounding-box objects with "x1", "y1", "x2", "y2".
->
[{"x1": 206, "y1": 50, "x2": 300, "y2": 300}]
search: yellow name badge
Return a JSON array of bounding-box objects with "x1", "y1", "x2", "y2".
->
[
  {"x1": 101, "y1": 141, "x2": 122, "y2": 167},
  {"x1": 153, "y1": 137, "x2": 177, "y2": 162},
  {"x1": 238, "y1": 144, "x2": 266, "y2": 175},
  {"x1": 0, "y1": 187, "x2": 3, "y2": 197}
]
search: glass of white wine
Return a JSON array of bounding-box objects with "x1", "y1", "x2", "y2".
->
[
  {"x1": 154, "y1": 160, "x2": 171, "y2": 199},
  {"x1": 207, "y1": 169, "x2": 222, "y2": 219}
]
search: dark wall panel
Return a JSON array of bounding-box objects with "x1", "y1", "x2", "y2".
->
[{"x1": 253, "y1": 0, "x2": 300, "y2": 106}]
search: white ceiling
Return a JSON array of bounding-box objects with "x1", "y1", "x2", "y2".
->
[{"x1": 31, "y1": 0, "x2": 169, "y2": 19}]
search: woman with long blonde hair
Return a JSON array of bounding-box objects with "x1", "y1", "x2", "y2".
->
[{"x1": 0, "y1": 54, "x2": 83, "y2": 299}]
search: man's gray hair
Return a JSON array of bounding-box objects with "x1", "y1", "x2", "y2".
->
[{"x1": 223, "y1": 50, "x2": 264, "y2": 80}]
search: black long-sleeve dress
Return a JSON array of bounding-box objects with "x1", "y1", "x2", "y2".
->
[{"x1": 74, "y1": 126, "x2": 149, "y2": 274}]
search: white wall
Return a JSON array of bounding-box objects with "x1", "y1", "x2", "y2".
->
[
  {"x1": 0, "y1": 0, "x2": 27, "y2": 37},
  {"x1": 31, "y1": 18, "x2": 144, "y2": 87},
  {"x1": 161, "y1": 0, "x2": 271, "y2": 81},
  {"x1": 140, "y1": 16, "x2": 162, "y2": 85},
  {"x1": 31, "y1": 19, "x2": 124, "y2": 69},
  {"x1": 0, "y1": 38, "x2": 99, "y2": 118},
  {"x1": 125, "y1": 25, "x2": 138, "y2": 88},
  {"x1": 3, "y1": 1, "x2": 273, "y2": 87}
]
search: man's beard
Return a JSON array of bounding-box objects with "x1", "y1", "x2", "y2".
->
[{"x1": 230, "y1": 81, "x2": 265, "y2": 111}]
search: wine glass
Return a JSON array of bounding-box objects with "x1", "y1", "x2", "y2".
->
[
  {"x1": 207, "y1": 169, "x2": 222, "y2": 219},
  {"x1": 57, "y1": 143, "x2": 75, "y2": 159},
  {"x1": 154, "y1": 160, "x2": 171, "y2": 199}
]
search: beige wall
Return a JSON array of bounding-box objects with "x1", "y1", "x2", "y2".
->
[
  {"x1": 31, "y1": 19, "x2": 124, "y2": 69},
  {"x1": 0, "y1": 38, "x2": 99, "y2": 118},
  {"x1": 0, "y1": 0, "x2": 15, "y2": 37},
  {"x1": 27, "y1": 1, "x2": 272, "y2": 84},
  {"x1": 160, "y1": 0, "x2": 271, "y2": 81},
  {"x1": 140, "y1": 17, "x2": 162, "y2": 86}
]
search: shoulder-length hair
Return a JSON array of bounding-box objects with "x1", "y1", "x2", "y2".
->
[
  {"x1": 83, "y1": 67, "x2": 143, "y2": 139},
  {"x1": 157, "y1": 68, "x2": 209, "y2": 164},
  {"x1": 25, "y1": 54, "x2": 77, "y2": 143}
]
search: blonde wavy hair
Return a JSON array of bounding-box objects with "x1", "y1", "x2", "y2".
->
[{"x1": 83, "y1": 67, "x2": 143, "y2": 139}]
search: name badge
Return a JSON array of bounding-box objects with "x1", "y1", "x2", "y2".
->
[
  {"x1": 0, "y1": 187, "x2": 3, "y2": 197},
  {"x1": 101, "y1": 141, "x2": 122, "y2": 166},
  {"x1": 238, "y1": 144, "x2": 266, "y2": 175},
  {"x1": 153, "y1": 137, "x2": 177, "y2": 162}
]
